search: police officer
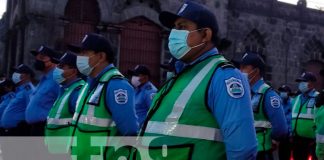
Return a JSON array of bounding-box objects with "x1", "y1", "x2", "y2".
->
[
  {"x1": 26, "y1": 45, "x2": 61, "y2": 136},
  {"x1": 128, "y1": 65, "x2": 157, "y2": 127},
  {"x1": 0, "y1": 79, "x2": 15, "y2": 135},
  {"x1": 45, "y1": 52, "x2": 85, "y2": 153},
  {"x1": 133, "y1": 1, "x2": 257, "y2": 159},
  {"x1": 240, "y1": 52, "x2": 288, "y2": 160},
  {"x1": 292, "y1": 72, "x2": 318, "y2": 160},
  {"x1": 1, "y1": 64, "x2": 35, "y2": 136},
  {"x1": 68, "y1": 33, "x2": 138, "y2": 159},
  {"x1": 278, "y1": 85, "x2": 293, "y2": 160},
  {"x1": 315, "y1": 69, "x2": 324, "y2": 159}
]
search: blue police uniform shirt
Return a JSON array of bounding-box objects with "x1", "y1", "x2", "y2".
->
[
  {"x1": 0, "y1": 92, "x2": 15, "y2": 127},
  {"x1": 251, "y1": 79, "x2": 288, "y2": 141},
  {"x1": 59, "y1": 78, "x2": 84, "y2": 114},
  {"x1": 135, "y1": 81, "x2": 157, "y2": 127},
  {"x1": 281, "y1": 97, "x2": 292, "y2": 136},
  {"x1": 175, "y1": 48, "x2": 257, "y2": 160},
  {"x1": 87, "y1": 64, "x2": 138, "y2": 135},
  {"x1": 1, "y1": 82, "x2": 35, "y2": 128},
  {"x1": 25, "y1": 69, "x2": 59, "y2": 124},
  {"x1": 300, "y1": 89, "x2": 317, "y2": 105}
]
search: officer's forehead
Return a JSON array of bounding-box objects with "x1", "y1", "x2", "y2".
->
[
  {"x1": 174, "y1": 18, "x2": 197, "y2": 27},
  {"x1": 240, "y1": 64, "x2": 254, "y2": 69},
  {"x1": 36, "y1": 53, "x2": 50, "y2": 59}
]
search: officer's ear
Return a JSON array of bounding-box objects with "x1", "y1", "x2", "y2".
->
[
  {"x1": 202, "y1": 28, "x2": 212, "y2": 43},
  {"x1": 97, "y1": 52, "x2": 107, "y2": 63},
  {"x1": 72, "y1": 68, "x2": 78, "y2": 76},
  {"x1": 308, "y1": 81, "x2": 315, "y2": 89},
  {"x1": 255, "y1": 68, "x2": 261, "y2": 75},
  {"x1": 20, "y1": 73, "x2": 27, "y2": 81}
]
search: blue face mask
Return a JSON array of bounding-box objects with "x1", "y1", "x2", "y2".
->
[
  {"x1": 53, "y1": 67, "x2": 65, "y2": 84},
  {"x1": 298, "y1": 82, "x2": 309, "y2": 93},
  {"x1": 168, "y1": 29, "x2": 205, "y2": 60}
]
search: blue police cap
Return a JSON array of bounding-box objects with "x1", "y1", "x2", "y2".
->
[
  {"x1": 53, "y1": 51, "x2": 78, "y2": 68},
  {"x1": 296, "y1": 72, "x2": 317, "y2": 82},
  {"x1": 12, "y1": 64, "x2": 35, "y2": 77},
  {"x1": 240, "y1": 52, "x2": 265, "y2": 72},
  {"x1": 30, "y1": 45, "x2": 62, "y2": 63},
  {"x1": 278, "y1": 85, "x2": 292, "y2": 93},
  {"x1": 128, "y1": 65, "x2": 151, "y2": 77},
  {"x1": 68, "y1": 33, "x2": 114, "y2": 61},
  {"x1": 159, "y1": 0, "x2": 218, "y2": 36}
]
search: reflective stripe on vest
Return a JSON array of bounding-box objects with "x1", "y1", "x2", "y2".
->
[
  {"x1": 47, "y1": 118, "x2": 72, "y2": 125},
  {"x1": 145, "y1": 57, "x2": 226, "y2": 141},
  {"x1": 73, "y1": 95, "x2": 116, "y2": 128},
  {"x1": 47, "y1": 80, "x2": 84, "y2": 127},
  {"x1": 292, "y1": 113, "x2": 314, "y2": 119},
  {"x1": 253, "y1": 82, "x2": 271, "y2": 128},
  {"x1": 258, "y1": 83, "x2": 269, "y2": 93},
  {"x1": 73, "y1": 113, "x2": 115, "y2": 127},
  {"x1": 145, "y1": 121, "x2": 223, "y2": 142},
  {"x1": 317, "y1": 134, "x2": 324, "y2": 143},
  {"x1": 254, "y1": 120, "x2": 272, "y2": 128},
  {"x1": 292, "y1": 96, "x2": 314, "y2": 120},
  {"x1": 165, "y1": 57, "x2": 226, "y2": 124}
]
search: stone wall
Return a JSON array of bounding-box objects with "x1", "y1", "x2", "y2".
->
[
  {"x1": 0, "y1": 0, "x2": 323, "y2": 89},
  {"x1": 226, "y1": 0, "x2": 324, "y2": 89}
]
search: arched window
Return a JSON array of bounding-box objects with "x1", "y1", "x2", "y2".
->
[
  {"x1": 304, "y1": 36, "x2": 324, "y2": 61},
  {"x1": 243, "y1": 29, "x2": 265, "y2": 54},
  {"x1": 63, "y1": 0, "x2": 100, "y2": 46},
  {"x1": 243, "y1": 29, "x2": 272, "y2": 80}
]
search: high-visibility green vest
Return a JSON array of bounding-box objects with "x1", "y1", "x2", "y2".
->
[
  {"x1": 252, "y1": 83, "x2": 272, "y2": 152},
  {"x1": 292, "y1": 91, "x2": 318, "y2": 139},
  {"x1": 315, "y1": 105, "x2": 324, "y2": 159},
  {"x1": 71, "y1": 68, "x2": 123, "y2": 160},
  {"x1": 45, "y1": 79, "x2": 85, "y2": 154},
  {"x1": 136, "y1": 55, "x2": 228, "y2": 160}
]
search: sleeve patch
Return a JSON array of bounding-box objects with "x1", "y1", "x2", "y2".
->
[
  {"x1": 270, "y1": 96, "x2": 281, "y2": 108},
  {"x1": 225, "y1": 77, "x2": 245, "y2": 98},
  {"x1": 114, "y1": 89, "x2": 128, "y2": 104}
]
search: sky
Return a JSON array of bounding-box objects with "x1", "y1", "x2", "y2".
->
[
  {"x1": 279, "y1": 0, "x2": 324, "y2": 10},
  {"x1": 0, "y1": 0, "x2": 6, "y2": 18},
  {"x1": 0, "y1": 0, "x2": 323, "y2": 19}
]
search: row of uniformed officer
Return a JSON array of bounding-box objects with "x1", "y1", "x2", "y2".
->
[{"x1": 1, "y1": 64, "x2": 35, "y2": 136}]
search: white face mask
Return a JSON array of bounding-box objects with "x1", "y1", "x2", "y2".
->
[
  {"x1": 12, "y1": 72, "x2": 22, "y2": 84},
  {"x1": 76, "y1": 55, "x2": 97, "y2": 76},
  {"x1": 131, "y1": 76, "x2": 141, "y2": 88}
]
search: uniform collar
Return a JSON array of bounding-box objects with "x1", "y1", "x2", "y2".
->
[
  {"x1": 88, "y1": 64, "x2": 114, "y2": 84},
  {"x1": 251, "y1": 78, "x2": 264, "y2": 93},
  {"x1": 16, "y1": 82, "x2": 32, "y2": 91},
  {"x1": 1, "y1": 92, "x2": 14, "y2": 100},
  {"x1": 175, "y1": 48, "x2": 219, "y2": 73},
  {"x1": 304, "y1": 89, "x2": 318, "y2": 97},
  {"x1": 62, "y1": 78, "x2": 82, "y2": 89},
  {"x1": 137, "y1": 81, "x2": 151, "y2": 91},
  {"x1": 46, "y1": 68, "x2": 55, "y2": 79}
]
